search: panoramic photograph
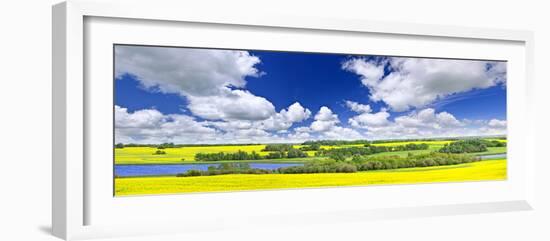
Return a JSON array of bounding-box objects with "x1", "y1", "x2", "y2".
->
[{"x1": 113, "y1": 44, "x2": 507, "y2": 196}]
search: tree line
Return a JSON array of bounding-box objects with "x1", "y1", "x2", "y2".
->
[
  {"x1": 177, "y1": 152, "x2": 480, "y2": 177},
  {"x1": 194, "y1": 150, "x2": 263, "y2": 161},
  {"x1": 315, "y1": 143, "x2": 429, "y2": 161},
  {"x1": 439, "y1": 139, "x2": 505, "y2": 154},
  {"x1": 194, "y1": 143, "x2": 433, "y2": 162},
  {"x1": 177, "y1": 163, "x2": 272, "y2": 177},
  {"x1": 279, "y1": 152, "x2": 479, "y2": 174},
  {"x1": 302, "y1": 140, "x2": 371, "y2": 146},
  {"x1": 194, "y1": 148, "x2": 308, "y2": 161}
]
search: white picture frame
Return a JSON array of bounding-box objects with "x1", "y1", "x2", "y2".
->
[{"x1": 52, "y1": 0, "x2": 536, "y2": 240}]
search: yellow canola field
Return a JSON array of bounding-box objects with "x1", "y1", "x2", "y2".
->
[
  {"x1": 115, "y1": 139, "x2": 506, "y2": 164},
  {"x1": 115, "y1": 145, "x2": 268, "y2": 164},
  {"x1": 115, "y1": 159, "x2": 506, "y2": 196}
]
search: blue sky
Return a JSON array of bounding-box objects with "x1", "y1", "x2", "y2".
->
[{"x1": 114, "y1": 45, "x2": 507, "y2": 144}]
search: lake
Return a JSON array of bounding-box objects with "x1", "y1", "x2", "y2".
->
[
  {"x1": 479, "y1": 153, "x2": 507, "y2": 160},
  {"x1": 115, "y1": 162, "x2": 303, "y2": 177}
]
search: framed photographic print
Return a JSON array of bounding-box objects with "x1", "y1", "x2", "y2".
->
[
  {"x1": 113, "y1": 44, "x2": 508, "y2": 196},
  {"x1": 53, "y1": 0, "x2": 535, "y2": 240}
]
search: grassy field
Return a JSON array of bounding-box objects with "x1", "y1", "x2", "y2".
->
[
  {"x1": 115, "y1": 139, "x2": 507, "y2": 164},
  {"x1": 115, "y1": 145, "x2": 268, "y2": 164},
  {"x1": 115, "y1": 159, "x2": 506, "y2": 196}
]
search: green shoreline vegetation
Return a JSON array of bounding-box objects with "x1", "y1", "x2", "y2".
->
[{"x1": 176, "y1": 152, "x2": 480, "y2": 177}]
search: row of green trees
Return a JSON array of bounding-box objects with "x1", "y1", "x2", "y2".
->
[
  {"x1": 438, "y1": 139, "x2": 505, "y2": 153},
  {"x1": 194, "y1": 142, "x2": 433, "y2": 161},
  {"x1": 194, "y1": 148, "x2": 308, "y2": 161},
  {"x1": 302, "y1": 140, "x2": 371, "y2": 146},
  {"x1": 194, "y1": 150, "x2": 263, "y2": 161},
  {"x1": 315, "y1": 146, "x2": 389, "y2": 161},
  {"x1": 369, "y1": 138, "x2": 460, "y2": 144},
  {"x1": 264, "y1": 148, "x2": 309, "y2": 159},
  {"x1": 315, "y1": 143, "x2": 429, "y2": 161},
  {"x1": 483, "y1": 140, "x2": 507, "y2": 147},
  {"x1": 261, "y1": 144, "x2": 294, "y2": 152},
  {"x1": 390, "y1": 143, "x2": 429, "y2": 151},
  {"x1": 177, "y1": 163, "x2": 272, "y2": 177},
  {"x1": 300, "y1": 137, "x2": 473, "y2": 146},
  {"x1": 278, "y1": 152, "x2": 479, "y2": 174},
  {"x1": 177, "y1": 152, "x2": 480, "y2": 177}
]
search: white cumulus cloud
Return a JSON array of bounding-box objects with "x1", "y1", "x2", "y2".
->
[
  {"x1": 207, "y1": 102, "x2": 312, "y2": 132},
  {"x1": 479, "y1": 119, "x2": 507, "y2": 135},
  {"x1": 349, "y1": 107, "x2": 505, "y2": 140},
  {"x1": 258, "y1": 102, "x2": 312, "y2": 131},
  {"x1": 115, "y1": 45, "x2": 275, "y2": 121},
  {"x1": 115, "y1": 45, "x2": 262, "y2": 97},
  {"x1": 488, "y1": 119, "x2": 507, "y2": 128},
  {"x1": 114, "y1": 105, "x2": 218, "y2": 144},
  {"x1": 342, "y1": 57, "x2": 506, "y2": 112},
  {"x1": 186, "y1": 89, "x2": 275, "y2": 121},
  {"x1": 345, "y1": 100, "x2": 372, "y2": 113},
  {"x1": 310, "y1": 106, "x2": 340, "y2": 132},
  {"x1": 307, "y1": 106, "x2": 364, "y2": 140}
]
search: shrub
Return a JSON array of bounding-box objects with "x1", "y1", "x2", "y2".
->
[
  {"x1": 177, "y1": 169, "x2": 202, "y2": 177},
  {"x1": 485, "y1": 140, "x2": 506, "y2": 147},
  {"x1": 265, "y1": 151, "x2": 285, "y2": 159},
  {"x1": 286, "y1": 148, "x2": 308, "y2": 158},
  {"x1": 439, "y1": 139, "x2": 488, "y2": 153},
  {"x1": 158, "y1": 142, "x2": 175, "y2": 149},
  {"x1": 177, "y1": 162, "x2": 273, "y2": 177},
  {"x1": 330, "y1": 153, "x2": 347, "y2": 162},
  {"x1": 337, "y1": 163, "x2": 357, "y2": 173},
  {"x1": 262, "y1": 144, "x2": 293, "y2": 152},
  {"x1": 153, "y1": 150, "x2": 166, "y2": 155}
]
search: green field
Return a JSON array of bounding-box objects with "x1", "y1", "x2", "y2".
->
[
  {"x1": 115, "y1": 159, "x2": 506, "y2": 196},
  {"x1": 115, "y1": 139, "x2": 506, "y2": 164}
]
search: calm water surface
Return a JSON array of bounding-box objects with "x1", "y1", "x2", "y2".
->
[
  {"x1": 478, "y1": 153, "x2": 507, "y2": 160},
  {"x1": 115, "y1": 163, "x2": 303, "y2": 177}
]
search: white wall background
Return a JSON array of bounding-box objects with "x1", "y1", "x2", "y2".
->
[{"x1": 0, "y1": 0, "x2": 548, "y2": 240}]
